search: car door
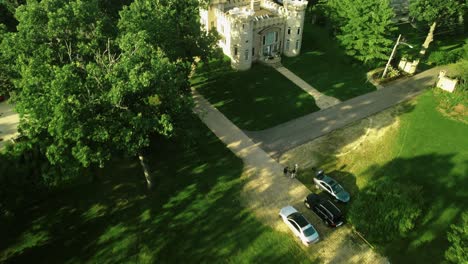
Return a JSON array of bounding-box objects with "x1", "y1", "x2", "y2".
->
[
  {"x1": 318, "y1": 180, "x2": 328, "y2": 192},
  {"x1": 288, "y1": 219, "x2": 301, "y2": 237},
  {"x1": 322, "y1": 182, "x2": 332, "y2": 194}
]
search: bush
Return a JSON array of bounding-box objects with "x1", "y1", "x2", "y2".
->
[
  {"x1": 445, "y1": 212, "x2": 468, "y2": 263},
  {"x1": 427, "y1": 50, "x2": 463, "y2": 66},
  {"x1": 348, "y1": 178, "x2": 424, "y2": 243}
]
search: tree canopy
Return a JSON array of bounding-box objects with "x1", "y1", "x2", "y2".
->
[
  {"x1": 320, "y1": 0, "x2": 396, "y2": 66},
  {"x1": 445, "y1": 212, "x2": 468, "y2": 263},
  {"x1": 1, "y1": 0, "x2": 217, "y2": 188},
  {"x1": 409, "y1": 0, "x2": 464, "y2": 27}
]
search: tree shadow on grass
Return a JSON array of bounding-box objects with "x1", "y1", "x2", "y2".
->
[
  {"x1": 282, "y1": 24, "x2": 377, "y2": 101},
  {"x1": 191, "y1": 58, "x2": 320, "y2": 131},
  {"x1": 0, "y1": 119, "x2": 310, "y2": 263},
  {"x1": 360, "y1": 154, "x2": 468, "y2": 264}
]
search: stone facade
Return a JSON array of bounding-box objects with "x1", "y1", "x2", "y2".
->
[{"x1": 201, "y1": 0, "x2": 308, "y2": 70}]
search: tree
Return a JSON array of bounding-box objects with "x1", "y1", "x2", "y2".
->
[
  {"x1": 0, "y1": 0, "x2": 25, "y2": 31},
  {"x1": 118, "y1": 0, "x2": 219, "y2": 65},
  {"x1": 320, "y1": 0, "x2": 396, "y2": 66},
  {"x1": 348, "y1": 178, "x2": 424, "y2": 243},
  {"x1": 445, "y1": 212, "x2": 468, "y2": 263},
  {"x1": 0, "y1": 25, "x2": 16, "y2": 96},
  {"x1": 409, "y1": 0, "x2": 465, "y2": 55},
  {"x1": 5, "y1": 0, "x2": 216, "y2": 189}
]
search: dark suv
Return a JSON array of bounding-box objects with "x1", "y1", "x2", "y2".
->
[{"x1": 304, "y1": 194, "x2": 344, "y2": 228}]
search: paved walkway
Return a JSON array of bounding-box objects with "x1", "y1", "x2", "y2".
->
[
  {"x1": 0, "y1": 102, "x2": 19, "y2": 150},
  {"x1": 276, "y1": 66, "x2": 341, "y2": 109},
  {"x1": 193, "y1": 90, "x2": 387, "y2": 264},
  {"x1": 246, "y1": 66, "x2": 443, "y2": 157}
]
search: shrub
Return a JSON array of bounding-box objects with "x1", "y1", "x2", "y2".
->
[
  {"x1": 348, "y1": 178, "x2": 424, "y2": 243},
  {"x1": 427, "y1": 49, "x2": 463, "y2": 66},
  {"x1": 445, "y1": 212, "x2": 468, "y2": 263}
]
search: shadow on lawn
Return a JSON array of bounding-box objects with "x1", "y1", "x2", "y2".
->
[
  {"x1": 0, "y1": 119, "x2": 288, "y2": 263},
  {"x1": 361, "y1": 153, "x2": 468, "y2": 264},
  {"x1": 192, "y1": 58, "x2": 320, "y2": 131},
  {"x1": 282, "y1": 24, "x2": 376, "y2": 101}
]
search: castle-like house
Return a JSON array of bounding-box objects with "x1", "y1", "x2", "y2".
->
[{"x1": 200, "y1": 0, "x2": 308, "y2": 70}]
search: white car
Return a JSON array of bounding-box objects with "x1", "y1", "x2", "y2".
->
[{"x1": 279, "y1": 206, "x2": 319, "y2": 245}]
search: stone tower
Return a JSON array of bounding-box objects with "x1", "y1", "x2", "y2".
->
[
  {"x1": 229, "y1": 8, "x2": 255, "y2": 70},
  {"x1": 283, "y1": 0, "x2": 307, "y2": 57}
]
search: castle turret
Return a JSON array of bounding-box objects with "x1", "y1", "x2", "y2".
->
[
  {"x1": 228, "y1": 8, "x2": 255, "y2": 70},
  {"x1": 283, "y1": 0, "x2": 307, "y2": 57}
]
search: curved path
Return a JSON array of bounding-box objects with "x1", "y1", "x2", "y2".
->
[
  {"x1": 245, "y1": 67, "x2": 443, "y2": 157},
  {"x1": 193, "y1": 90, "x2": 388, "y2": 264},
  {"x1": 0, "y1": 102, "x2": 19, "y2": 150}
]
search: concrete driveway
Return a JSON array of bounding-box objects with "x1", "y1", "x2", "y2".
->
[{"x1": 245, "y1": 67, "x2": 443, "y2": 158}]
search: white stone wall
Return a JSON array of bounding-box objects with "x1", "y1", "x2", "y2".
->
[
  {"x1": 203, "y1": 0, "x2": 307, "y2": 69},
  {"x1": 283, "y1": 0, "x2": 307, "y2": 57},
  {"x1": 229, "y1": 9, "x2": 254, "y2": 70}
]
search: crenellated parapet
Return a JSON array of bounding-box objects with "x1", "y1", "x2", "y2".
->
[
  {"x1": 284, "y1": 0, "x2": 308, "y2": 12},
  {"x1": 259, "y1": 0, "x2": 286, "y2": 16}
]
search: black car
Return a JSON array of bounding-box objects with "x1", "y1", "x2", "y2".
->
[{"x1": 304, "y1": 194, "x2": 344, "y2": 228}]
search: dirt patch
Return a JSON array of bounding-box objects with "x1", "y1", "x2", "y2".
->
[
  {"x1": 437, "y1": 103, "x2": 468, "y2": 125},
  {"x1": 279, "y1": 102, "x2": 406, "y2": 175},
  {"x1": 239, "y1": 166, "x2": 388, "y2": 264}
]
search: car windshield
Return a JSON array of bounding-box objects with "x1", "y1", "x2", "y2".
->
[
  {"x1": 289, "y1": 213, "x2": 309, "y2": 228},
  {"x1": 331, "y1": 183, "x2": 343, "y2": 193},
  {"x1": 303, "y1": 226, "x2": 316, "y2": 237}
]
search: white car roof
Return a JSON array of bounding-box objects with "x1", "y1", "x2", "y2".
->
[{"x1": 280, "y1": 205, "x2": 298, "y2": 217}]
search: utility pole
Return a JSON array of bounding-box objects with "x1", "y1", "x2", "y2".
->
[{"x1": 382, "y1": 34, "x2": 401, "y2": 79}]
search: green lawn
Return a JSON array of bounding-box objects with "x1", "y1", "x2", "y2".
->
[
  {"x1": 374, "y1": 91, "x2": 468, "y2": 263},
  {"x1": 191, "y1": 58, "x2": 320, "y2": 131},
  {"x1": 282, "y1": 24, "x2": 376, "y2": 101},
  {"x1": 0, "y1": 117, "x2": 316, "y2": 263},
  {"x1": 293, "y1": 90, "x2": 468, "y2": 263}
]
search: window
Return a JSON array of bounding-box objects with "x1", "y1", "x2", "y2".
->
[
  {"x1": 265, "y1": 32, "x2": 275, "y2": 45},
  {"x1": 287, "y1": 27, "x2": 291, "y2": 35},
  {"x1": 297, "y1": 27, "x2": 301, "y2": 35},
  {"x1": 275, "y1": 31, "x2": 278, "y2": 42},
  {"x1": 242, "y1": 23, "x2": 245, "y2": 29},
  {"x1": 245, "y1": 49, "x2": 249, "y2": 60},
  {"x1": 262, "y1": 35, "x2": 266, "y2": 45},
  {"x1": 234, "y1": 46, "x2": 238, "y2": 56},
  {"x1": 288, "y1": 220, "x2": 300, "y2": 231},
  {"x1": 252, "y1": 48, "x2": 255, "y2": 56},
  {"x1": 286, "y1": 40, "x2": 290, "y2": 50},
  {"x1": 295, "y1": 40, "x2": 299, "y2": 49}
]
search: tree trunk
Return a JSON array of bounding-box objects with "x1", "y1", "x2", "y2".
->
[
  {"x1": 138, "y1": 153, "x2": 153, "y2": 190},
  {"x1": 419, "y1": 21, "x2": 437, "y2": 56}
]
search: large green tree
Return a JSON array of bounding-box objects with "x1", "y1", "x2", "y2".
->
[
  {"x1": 118, "y1": 0, "x2": 219, "y2": 64},
  {"x1": 4, "y1": 0, "x2": 216, "y2": 189},
  {"x1": 410, "y1": 0, "x2": 465, "y2": 55},
  {"x1": 321, "y1": 0, "x2": 396, "y2": 66},
  {"x1": 445, "y1": 212, "x2": 468, "y2": 263}
]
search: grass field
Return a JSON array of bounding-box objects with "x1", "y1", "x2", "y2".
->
[
  {"x1": 283, "y1": 90, "x2": 468, "y2": 263},
  {"x1": 282, "y1": 24, "x2": 376, "y2": 101},
  {"x1": 191, "y1": 58, "x2": 320, "y2": 131},
  {"x1": 0, "y1": 117, "x2": 316, "y2": 263},
  {"x1": 375, "y1": 91, "x2": 468, "y2": 263}
]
